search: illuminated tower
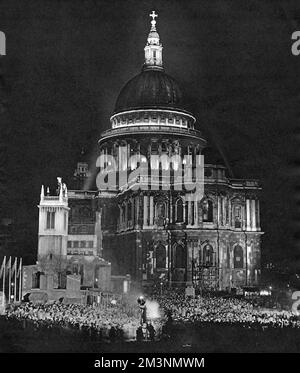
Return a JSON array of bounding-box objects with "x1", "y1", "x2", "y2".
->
[{"x1": 37, "y1": 179, "x2": 69, "y2": 263}]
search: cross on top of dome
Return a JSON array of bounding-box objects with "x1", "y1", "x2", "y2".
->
[
  {"x1": 150, "y1": 10, "x2": 158, "y2": 20},
  {"x1": 149, "y1": 11, "x2": 158, "y2": 30}
]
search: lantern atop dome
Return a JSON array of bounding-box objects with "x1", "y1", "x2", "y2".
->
[{"x1": 144, "y1": 11, "x2": 163, "y2": 70}]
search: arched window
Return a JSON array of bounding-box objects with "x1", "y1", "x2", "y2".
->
[
  {"x1": 176, "y1": 199, "x2": 184, "y2": 223},
  {"x1": 203, "y1": 244, "x2": 214, "y2": 266},
  {"x1": 234, "y1": 245, "x2": 244, "y2": 269},
  {"x1": 202, "y1": 199, "x2": 213, "y2": 222},
  {"x1": 175, "y1": 244, "x2": 186, "y2": 268},
  {"x1": 156, "y1": 244, "x2": 166, "y2": 269}
]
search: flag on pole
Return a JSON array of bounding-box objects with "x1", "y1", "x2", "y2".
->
[
  {"x1": 13, "y1": 258, "x2": 17, "y2": 302},
  {"x1": 6, "y1": 256, "x2": 11, "y2": 274},
  {"x1": 17, "y1": 258, "x2": 22, "y2": 277},
  {"x1": 0, "y1": 256, "x2": 6, "y2": 278},
  {"x1": 11, "y1": 257, "x2": 17, "y2": 277},
  {"x1": 18, "y1": 257, "x2": 22, "y2": 302},
  {"x1": 7, "y1": 256, "x2": 11, "y2": 303},
  {"x1": 1, "y1": 256, "x2": 6, "y2": 307}
]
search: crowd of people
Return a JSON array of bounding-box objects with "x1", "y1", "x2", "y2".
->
[
  {"x1": 5, "y1": 301, "x2": 146, "y2": 342},
  {"x1": 150, "y1": 290, "x2": 300, "y2": 329},
  {"x1": 4, "y1": 289, "x2": 300, "y2": 344}
]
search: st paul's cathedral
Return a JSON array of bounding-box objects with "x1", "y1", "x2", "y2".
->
[{"x1": 27, "y1": 12, "x2": 263, "y2": 296}]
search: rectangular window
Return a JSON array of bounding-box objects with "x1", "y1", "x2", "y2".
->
[
  {"x1": 46, "y1": 212, "x2": 50, "y2": 229},
  {"x1": 234, "y1": 206, "x2": 242, "y2": 228},
  {"x1": 73, "y1": 241, "x2": 79, "y2": 248},
  {"x1": 64, "y1": 213, "x2": 67, "y2": 230},
  {"x1": 80, "y1": 241, "x2": 86, "y2": 248},
  {"x1": 46, "y1": 211, "x2": 55, "y2": 229},
  {"x1": 80, "y1": 264, "x2": 84, "y2": 285},
  {"x1": 88, "y1": 241, "x2": 94, "y2": 248},
  {"x1": 67, "y1": 241, "x2": 72, "y2": 248},
  {"x1": 51, "y1": 211, "x2": 55, "y2": 229}
]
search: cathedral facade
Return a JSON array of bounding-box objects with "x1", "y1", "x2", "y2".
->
[
  {"x1": 26, "y1": 12, "x2": 262, "y2": 297},
  {"x1": 95, "y1": 12, "x2": 263, "y2": 292}
]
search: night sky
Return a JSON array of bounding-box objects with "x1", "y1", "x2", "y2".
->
[{"x1": 0, "y1": 0, "x2": 298, "y2": 268}]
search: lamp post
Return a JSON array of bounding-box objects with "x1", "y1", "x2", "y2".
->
[
  {"x1": 10, "y1": 282, "x2": 14, "y2": 304},
  {"x1": 137, "y1": 296, "x2": 147, "y2": 325}
]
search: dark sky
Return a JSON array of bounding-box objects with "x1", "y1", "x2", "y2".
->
[{"x1": 0, "y1": 0, "x2": 299, "y2": 267}]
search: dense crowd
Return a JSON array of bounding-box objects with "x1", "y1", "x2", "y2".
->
[
  {"x1": 150, "y1": 290, "x2": 300, "y2": 329},
  {"x1": 5, "y1": 301, "x2": 146, "y2": 341},
  {"x1": 5, "y1": 290, "x2": 300, "y2": 343}
]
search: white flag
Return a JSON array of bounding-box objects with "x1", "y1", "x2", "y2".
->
[{"x1": 0, "y1": 256, "x2": 6, "y2": 278}]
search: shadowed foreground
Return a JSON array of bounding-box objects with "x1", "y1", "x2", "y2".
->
[{"x1": 1, "y1": 317, "x2": 300, "y2": 353}]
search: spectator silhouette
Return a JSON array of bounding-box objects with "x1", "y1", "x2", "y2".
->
[
  {"x1": 136, "y1": 326, "x2": 143, "y2": 342},
  {"x1": 147, "y1": 321, "x2": 155, "y2": 341},
  {"x1": 109, "y1": 325, "x2": 116, "y2": 342}
]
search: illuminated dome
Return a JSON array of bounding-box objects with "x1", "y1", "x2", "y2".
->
[{"x1": 114, "y1": 69, "x2": 185, "y2": 113}]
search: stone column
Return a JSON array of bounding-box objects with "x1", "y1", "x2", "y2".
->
[
  {"x1": 228, "y1": 197, "x2": 231, "y2": 226},
  {"x1": 246, "y1": 199, "x2": 251, "y2": 231},
  {"x1": 118, "y1": 206, "x2": 122, "y2": 230},
  {"x1": 149, "y1": 196, "x2": 154, "y2": 226},
  {"x1": 135, "y1": 196, "x2": 139, "y2": 228},
  {"x1": 217, "y1": 196, "x2": 220, "y2": 226},
  {"x1": 256, "y1": 200, "x2": 260, "y2": 230},
  {"x1": 143, "y1": 195, "x2": 148, "y2": 227},
  {"x1": 222, "y1": 197, "x2": 225, "y2": 226},
  {"x1": 186, "y1": 241, "x2": 193, "y2": 284},
  {"x1": 194, "y1": 199, "x2": 198, "y2": 227},
  {"x1": 251, "y1": 199, "x2": 256, "y2": 231},
  {"x1": 125, "y1": 202, "x2": 128, "y2": 228},
  {"x1": 187, "y1": 199, "x2": 192, "y2": 225},
  {"x1": 170, "y1": 194, "x2": 173, "y2": 223}
]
